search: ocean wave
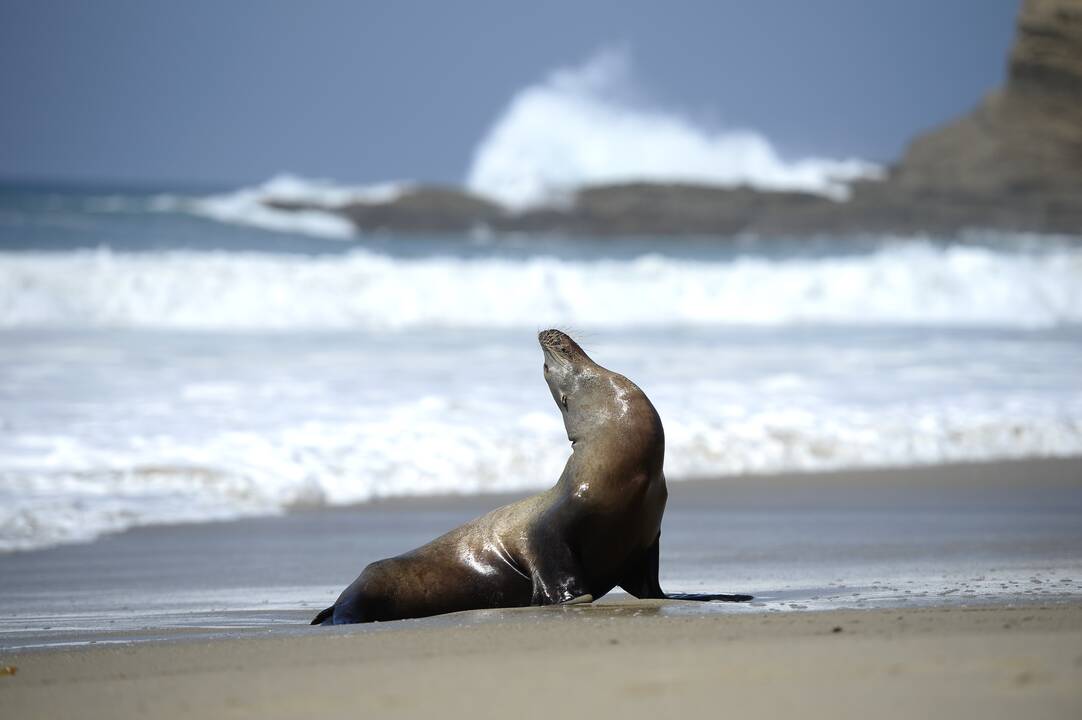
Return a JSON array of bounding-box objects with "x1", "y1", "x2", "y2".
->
[
  {"x1": 151, "y1": 174, "x2": 410, "y2": 238},
  {"x1": 466, "y1": 49, "x2": 882, "y2": 209},
  {"x1": 1, "y1": 242, "x2": 1080, "y2": 330},
  {"x1": 3, "y1": 401, "x2": 1080, "y2": 553}
]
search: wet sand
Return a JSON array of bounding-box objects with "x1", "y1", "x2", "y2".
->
[
  {"x1": 1, "y1": 602, "x2": 1080, "y2": 719},
  {"x1": 2, "y1": 456, "x2": 1081, "y2": 650},
  {"x1": 1, "y1": 457, "x2": 1081, "y2": 716}
]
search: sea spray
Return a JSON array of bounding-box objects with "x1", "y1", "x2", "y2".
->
[{"x1": 466, "y1": 49, "x2": 881, "y2": 209}]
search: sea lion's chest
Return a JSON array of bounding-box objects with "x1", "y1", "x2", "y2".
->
[{"x1": 565, "y1": 463, "x2": 667, "y2": 573}]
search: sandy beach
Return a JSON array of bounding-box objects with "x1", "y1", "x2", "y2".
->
[
  {"x1": 1, "y1": 602, "x2": 1080, "y2": 719},
  {"x1": 4, "y1": 2, "x2": 1081, "y2": 716},
  {"x1": 1, "y1": 457, "x2": 1081, "y2": 717},
  {"x1": 2, "y1": 457, "x2": 1081, "y2": 646}
]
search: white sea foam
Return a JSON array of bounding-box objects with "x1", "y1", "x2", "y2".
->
[
  {"x1": 2, "y1": 326, "x2": 1081, "y2": 553},
  {"x1": 3, "y1": 233, "x2": 1082, "y2": 552},
  {"x1": 1, "y1": 242, "x2": 1080, "y2": 330},
  {"x1": 4, "y1": 410, "x2": 1079, "y2": 554},
  {"x1": 466, "y1": 49, "x2": 883, "y2": 209},
  {"x1": 151, "y1": 174, "x2": 410, "y2": 238}
]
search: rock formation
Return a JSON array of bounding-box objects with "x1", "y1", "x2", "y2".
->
[
  {"x1": 879, "y1": 0, "x2": 1082, "y2": 233},
  {"x1": 271, "y1": 0, "x2": 1082, "y2": 237}
]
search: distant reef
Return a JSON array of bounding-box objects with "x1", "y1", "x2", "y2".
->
[{"x1": 271, "y1": 0, "x2": 1082, "y2": 237}]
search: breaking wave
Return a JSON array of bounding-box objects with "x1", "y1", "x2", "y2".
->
[
  {"x1": 2, "y1": 241, "x2": 1080, "y2": 330},
  {"x1": 466, "y1": 49, "x2": 882, "y2": 209},
  {"x1": 5, "y1": 400, "x2": 1080, "y2": 553},
  {"x1": 151, "y1": 174, "x2": 409, "y2": 238}
]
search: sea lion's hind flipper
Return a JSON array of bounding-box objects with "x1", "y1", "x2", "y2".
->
[
  {"x1": 665, "y1": 592, "x2": 754, "y2": 602},
  {"x1": 562, "y1": 593, "x2": 594, "y2": 605},
  {"x1": 311, "y1": 605, "x2": 336, "y2": 625}
]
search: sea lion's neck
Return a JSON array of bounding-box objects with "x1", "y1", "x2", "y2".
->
[{"x1": 566, "y1": 401, "x2": 664, "y2": 472}]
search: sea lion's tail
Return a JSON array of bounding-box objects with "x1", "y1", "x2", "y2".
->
[
  {"x1": 311, "y1": 605, "x2": 336, "y2": 625},
  {"x1": 666, "y1": 593, "x2": 754, "y2": 602}
]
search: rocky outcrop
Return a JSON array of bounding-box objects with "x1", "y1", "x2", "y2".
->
[
  {"x1": 507, "y1": 184, "x2": 831, "y2": 236},
  {"x1": 1010, "y1": 0, "x2": 1082, "y2": 104},
  {"x1": 267, "y1": 186, "x2": 503, "y2": 234},
  {"x1": 271, "y1": 0, "x2": 1082, "y2": 237},
  {"x1": 882, "y1": 0, "x2": 1082, "y2": 233}
]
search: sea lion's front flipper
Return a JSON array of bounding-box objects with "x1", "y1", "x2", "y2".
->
[
  {"x1": 530, "y1": 565, "x2": 592, "y2": 605},
  {"x1": 618, "y1": 533, "x2": 666, "y2": 599},
  {"x1": 619, "y1": 533, "x2": 753, "y2": 602},
  {"x1": 527, "y1": 520, "x2": 593, "y2": 605}
]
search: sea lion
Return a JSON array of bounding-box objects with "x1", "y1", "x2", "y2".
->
[{"x1": 312, "y1": 329, "x2": 749, "y2": 625}]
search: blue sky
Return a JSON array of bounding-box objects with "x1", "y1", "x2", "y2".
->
[{"x1": 0, "y1": 0, "x2": 1019, "y2": 188}]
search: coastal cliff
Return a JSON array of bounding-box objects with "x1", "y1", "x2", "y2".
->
[
  {"x1": 272, "y1": 0, "x2": 1082, "y2": 237},
  {"x1": 878, "y1": 0, "x2": 1082, "y2": 233}
]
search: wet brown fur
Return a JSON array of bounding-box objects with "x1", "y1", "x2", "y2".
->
[{"x1": 316, "y1": 330, "x2": 684, "y2": 624}]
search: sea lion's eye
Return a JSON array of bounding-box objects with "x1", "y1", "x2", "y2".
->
[
  {"x1": 543, "y1": 364, "x2": 549, "y2": 373},
  {"x1": 560, "y1": 394, "x2": 568, "y2": 410}
]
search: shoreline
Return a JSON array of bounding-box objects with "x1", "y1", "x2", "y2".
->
[
  {"x1": 1, "y1": 457, "x2": 1080, "y2": 715},
  {"x1": 342, "y1": 454, "x2": 1082, "y2": 512},
  {"x1": 2, "y1": 602, "x2": 1080, "y2": 718},
  {"x1": 1, "y1": 455, "x2": 1080, "y2": 653},
  {"x1": 7, "y1": 454, "x2": 1079, "y2": 555}
]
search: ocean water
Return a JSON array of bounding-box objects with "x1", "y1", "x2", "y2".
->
[
  {"x1": 2, "y1": 461, "x2": 1081, "y2": 649},
  {"x1": 2, "y1": 182, "x2": 1081, "y2": 553}
]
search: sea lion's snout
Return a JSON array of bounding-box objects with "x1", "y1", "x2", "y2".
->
[
  {"x1": 538, "y1": 329, "x2": 585, "y2": 361},
  {"x1": 539, "y1": 330, "x2": 581, "y2": 411},
  {"x1": 538, "y1": 329, "x2": 570, "y2": 351}
]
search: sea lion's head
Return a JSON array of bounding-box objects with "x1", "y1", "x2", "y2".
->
[{"x1": 538, "y1": 329, "x2": 662, "y2": 447}]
